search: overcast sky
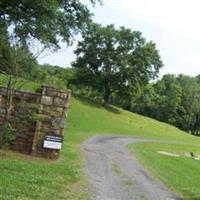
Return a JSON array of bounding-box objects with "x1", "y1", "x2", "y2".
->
[{"x1": 38, "y1": 0, "x2": 200, "y2": 77}]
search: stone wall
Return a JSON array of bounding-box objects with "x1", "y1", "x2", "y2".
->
[{"x1": 0, "y1": 85, "x2": 71, "y2": 159}]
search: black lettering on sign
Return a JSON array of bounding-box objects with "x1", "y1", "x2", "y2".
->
[
  {"x1": 43, "y1": 135, "x2": 63, "y2": 150},
  {"x1": 45, "y1": 135, "x2": 63, "y2": 142}
]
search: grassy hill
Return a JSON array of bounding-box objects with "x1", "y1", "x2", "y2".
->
[{"x1": 1, "y1": 93, "x2": 200, "y2": 199}]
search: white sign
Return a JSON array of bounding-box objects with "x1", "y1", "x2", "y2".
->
[{"x1": 43, "y1": 135, "x2": 63, "y2": 150}]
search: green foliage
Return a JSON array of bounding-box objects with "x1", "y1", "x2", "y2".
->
[
  {"x1": 17, "y1": 63, "x2": 76, "y2": 91},
  {"x1": 30, "y1": 113, "x2": 47, "y2": 123},
  {"x1": 132, "y1": 74, "x2": 200, "y2": 135},
  {"x1": 177, "y1": 75, "x2": 200, "y2": 134},
  {"x1": 0, "y1": 0, "x2": 96, "y2": 50},
  {"x1": 0, "y1": 74, "x2": 41, "y2": 92},
  {"x1": 0, "y1": 30, "x2": 15, "y2": 75},
  {"x1": 0, "y1": 123, "x2": 16, "y2": 148},
  {"x1": 73, "y1": 23, "x2": 163, "y2": 105},
  {"x1": 35, "y1": 64, "x2": 73, "y2": 90}
]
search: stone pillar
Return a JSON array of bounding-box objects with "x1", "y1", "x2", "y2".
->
[{"x1": 31, "y1": 85, "x2": 71, "y2": 159}]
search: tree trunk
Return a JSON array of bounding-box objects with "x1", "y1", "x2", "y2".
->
[{"x1": 103, "y1": 90, "x2": 111, "y2": 107}]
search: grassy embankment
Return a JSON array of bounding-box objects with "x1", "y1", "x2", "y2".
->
[{"x1": 0, "y1": 75, "x2": 200, "y2": 199}]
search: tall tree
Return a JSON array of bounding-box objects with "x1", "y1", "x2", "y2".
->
[{"x1": 73, "y1": 24, "x2": 163, "y2": 106}]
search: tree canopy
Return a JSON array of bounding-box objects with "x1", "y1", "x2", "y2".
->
[
  {"x1": 132, "y1": 74, "x2": 200, "y2": 135},
  {"x1": 73, "y1": 24, "x2": 163, "y2": 106},
  {"x1": 0, "y1": 0, "x2": 98, "y2": 49}
]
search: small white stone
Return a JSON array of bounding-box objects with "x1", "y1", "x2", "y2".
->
[
  {"x1": 158, "y1": 151, "x2": 180, "y2": 157},
  {"x1": 41, "y1": 96, "x2": 53, "y2": 105}
]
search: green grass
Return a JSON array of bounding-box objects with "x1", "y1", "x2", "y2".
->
[
  {"x1": 0, "y1": 74, "x2": 41, "y2": 92},
  {"x1": 66, "y1": 97, "x2": 200, "y2": 144},
  {"x1": 128, "y1": 143, "x2": 200, "y2": 200},
  {"x1": 1, "y1": 92, "x2": 200, "y2": 199},
  {"x1": 0, "y1": 143, "x2": 87, "y2": 200}
]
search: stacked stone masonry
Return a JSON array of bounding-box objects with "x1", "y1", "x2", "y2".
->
[{"x1": 0, "y1": 85, "x2": 71, "y2": 159}]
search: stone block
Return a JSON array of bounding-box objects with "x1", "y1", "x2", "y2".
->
[
  {"x1": 59, "y1": 92, "x2": 68, "y2": 99},
  {"x1": 46, "y1": 89, "x2": 58, "y2": 97},
  {"x1": 44, "y1": 128, "x2": 61, "y2": 135},
  {"x1": 0, "y1": 108, "x2": 6, "y2": 115},
  {"x1": 17, "y1": 107, "x2": 29, "y2": 115},
  {"x1": 41, "y1": 96, "x2": 53, "y2": 105},
  {"x1": 53, "y1": 97, "x2": 66, "y2": 107},
  {"x1": 0, "y1": 87, "x2": 7, "y2": 96},
  {"x1": 14, "y1": 91, "x2": 39, "y2": 102},
  {"x1": 44, "y1": 87, "x2": 68, "y2": 99},
  {"x1": 52, "y1": 117, "x2": 65, "y2": 129},
  {"x1": 0, "y1": 116, "x2": 5, "y2": 124},
  {"x1": 40, "y1": 106, "x2": 63, "y2": 117},
  {"x1": 55, "y1": 107, "x2": 64, "y2": 114}
]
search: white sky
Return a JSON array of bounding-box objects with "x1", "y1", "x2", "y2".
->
[{"x1": 38, "y1": 0, "x2": 200, "y2": 77}]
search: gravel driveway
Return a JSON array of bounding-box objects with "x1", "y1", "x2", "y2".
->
[{"x1": 81, "y1": 135, "x2": 182, "y2": 200}]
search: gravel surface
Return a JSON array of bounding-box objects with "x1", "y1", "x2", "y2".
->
[{"x1": 81, "y1": 135, "x2": 182, "y2": 200}]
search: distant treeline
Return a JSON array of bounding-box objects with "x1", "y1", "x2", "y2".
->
[{"x1": 131, "y1": 74, "x2": 200, "y2": 136}]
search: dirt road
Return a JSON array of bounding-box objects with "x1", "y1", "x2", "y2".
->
[{"x1": 81, "y1": 135, "x2": 182, "y2": 200}]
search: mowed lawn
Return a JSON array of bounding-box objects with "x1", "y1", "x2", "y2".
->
[
  {"x1": 1, "y1": 95, "x2": 200, "y2": 199},
  {"x1": 128, "y1": 143, "x2": 200, "y2": 200}
]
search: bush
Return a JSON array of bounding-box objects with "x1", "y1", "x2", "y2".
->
[{"x1": 0, "y1": 122, "x2": 17, "y2": 148}]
